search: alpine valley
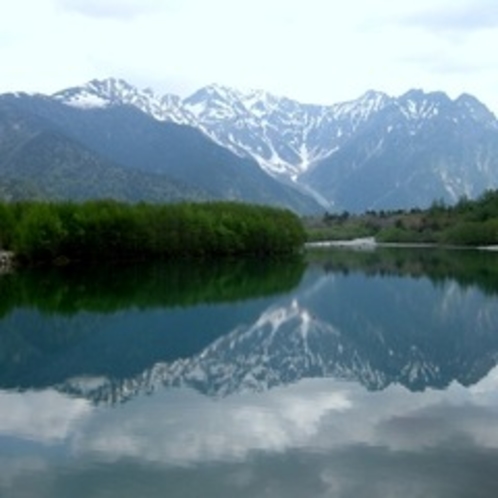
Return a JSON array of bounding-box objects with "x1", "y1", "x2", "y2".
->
[{"x1": 1, "y1": 77, "x2": 498, "y2": 213}]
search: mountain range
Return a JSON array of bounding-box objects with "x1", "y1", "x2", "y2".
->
[{"x1": 1, "y1": 77, "x2": 498, "y2": 212}]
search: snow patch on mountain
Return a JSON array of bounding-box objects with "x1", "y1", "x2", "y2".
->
[{"x1": 61, "y1": 92, "x2": 109, "y2": 109}]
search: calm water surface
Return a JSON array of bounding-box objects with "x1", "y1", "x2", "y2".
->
[{"x1": 1, "y1": 249, "x2": 498, "y2": 497}]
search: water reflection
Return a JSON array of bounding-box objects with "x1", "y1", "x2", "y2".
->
[
  {"x1": 0, "y1": 257, "x2": 305, "y2": 316},
  {"x1": 2, "y1": 249, "x2": 497, "y2": 398},
  {"x1": 0, "y1": 257, "x2": 304, "y2": 390},
  {"x1": 1, "y1": 249, "x2": 498, "y2": 497}
]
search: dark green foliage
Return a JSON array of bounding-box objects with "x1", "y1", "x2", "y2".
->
[
  {"x1": 0, "y1": 200, "x2": 305, "y2": 264},
  {"x1": 0, "y1": 203, "x2": 15, "y2": 248},
  {"x1": 441, "y1": 219, "x2": 498, "y2": 246}
]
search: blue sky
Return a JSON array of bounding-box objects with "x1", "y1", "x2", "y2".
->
[{"x1": 1, "y1": 0, "x2": 498, "y2": 111}]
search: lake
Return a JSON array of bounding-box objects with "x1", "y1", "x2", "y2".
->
[{"x1": 1, "y1": 248, "x2": 498, "y2": 497}]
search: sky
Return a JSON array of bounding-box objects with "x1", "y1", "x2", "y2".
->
[{"x1": 1, "y1": 0, "x2": 498, "y2": 112}]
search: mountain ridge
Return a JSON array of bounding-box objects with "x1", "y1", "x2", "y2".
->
[
  {"x1": 0, "y1": 88, "x2": 321, "y2": 212},
  {"x1": 52, "y1": 78, "x2": 498, "y2": 212},
  {"x1": 3, "y1": 78, "x2": 498, "y2": 212}
]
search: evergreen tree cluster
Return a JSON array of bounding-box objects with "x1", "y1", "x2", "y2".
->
[{"x1": 0, "y1": 200, "x2": 306, "y2": 264}]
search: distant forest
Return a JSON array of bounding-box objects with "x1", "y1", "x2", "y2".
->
[
  {"x1": 0, "y1": 200, "x2": 306, "y2": 264},
  {"x1": 305, "y1": 189, "x2": 498, "y2": 247}
]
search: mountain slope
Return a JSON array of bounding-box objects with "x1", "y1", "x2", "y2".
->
[
  {"x1": 0, "y1": 92, "x2": 322, "y2": 212},
  {"x1": 0, "y1": 101, "x2": 206, "y2": 203},
  {"x1": 2, "y1": 131, "x2": 205, "y2": 202}
]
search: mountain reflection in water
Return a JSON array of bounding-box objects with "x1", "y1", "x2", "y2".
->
[{"x1": 1, "y1": 248, "x2": 498, "y2": 498}]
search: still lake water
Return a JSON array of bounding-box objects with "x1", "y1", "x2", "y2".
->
[{"x1": 1, "y1": 248, "x2": 498, "y2": 497}]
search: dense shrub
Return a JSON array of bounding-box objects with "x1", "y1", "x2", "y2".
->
[
  {"x1": 0, "y1": 200, "x2": 306, "y2": 264},
  {"x1": 441, "y1": 219, "x2": 498, "y2": 246}
]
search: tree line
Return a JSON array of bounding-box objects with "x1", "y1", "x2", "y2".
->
[
  {"x1": 304, "y1": 189, "x2": 498, "y2": 246},
  {"x1": 0, "y1": 200, "x2": 306, "y2": 264},
  {"x1": 376, "y1": 190, "x2": 498, "y2": 245}
]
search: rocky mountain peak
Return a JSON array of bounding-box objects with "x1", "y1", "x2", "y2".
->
[{"x1": 456, "y1": 93, "x2": 498, "y2": 127}]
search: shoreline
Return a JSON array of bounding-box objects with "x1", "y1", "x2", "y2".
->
[
  {"x1": 305, "y1": 237, "x2": 498, "y2": 252},
  {"x1": 305, "y1": 237, "x2": 377, "y2": 250}
]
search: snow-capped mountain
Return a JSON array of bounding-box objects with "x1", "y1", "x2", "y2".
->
[
  {"x1": 53, "y1": 78, "x2": 195, "y2": 125},
  {"x1": 0, "y1": 84, "x2": 322, "y2": 213},
  {"x1": 182, "y1": 84, "x2": 498, "y2": 211},
  {"x1": 185, "y1": 86, "x2": 391, "y2": 179},
  {"x1": 302, "y1": 90, "x2": 498, "y2": 211},
  {"x1": 51, "y1": 78, "x2": 498, "y2": 211},
  {"x1": 54, "y1": 79, "x2": 392, "y2": 179}
]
